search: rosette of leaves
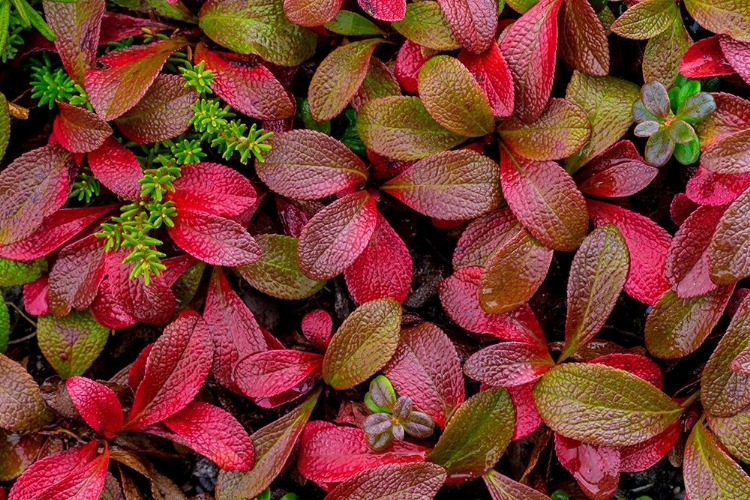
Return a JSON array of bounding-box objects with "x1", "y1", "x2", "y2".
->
[
  {"x1": 633, "y1": 79, "x2": 715, "y2": 167},
  {"x1": 362, "y1": 375, "x2": 435, "y2": 451}
]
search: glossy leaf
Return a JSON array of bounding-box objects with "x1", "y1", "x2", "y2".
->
[
  {"x1": 708, "y1": 187, "x2": 750, "y2": 285},
  {"x1": 66, "y1": 376, "x2": 123, "y2": 439},
  {"x1": 326, "y1": 462, "x2": 446, "y2": 500},
  {"x1": 702, "y1": 129, "x2": 750, "y2": 174},
  {"x1": 709, "y1": 410, "x2": 750, "y2": 463},
  {"x1": 392, "y1": 2, "x2": 460, "y2": 51},
  {"x1": 37, "y1": 311, "x2": 110, "y2": 379},
  {"x1": 533, "y1": 363, "x2": 682, "y2": 446},
  {"x1": 47, "y1": 235, "x2": 106, "y2": 317},
  {"x1": 325, "y1": 10, "x2": 385, "y2": 36},
  {"x1": 88, "y1": 137, "x2": 143, "y2": 199},
  {"x1": 0, "y1": 258, "x2": 46, "y2": 287},
  {"x1": 169, "y1": 162, "x2": 257, "y2": 218},
  {"x1": 283, "y1": 0, "x2": 342, "y2": 27},
  {"x1": 618, "y1": 420, "x2": 681, "y2": 472},
  {"x1": 554, "y1": 433, "x2": 620, "y2": 500},
  {"x1": 483, "y1": 470, "x2": 551, "y2": 500},
  {"x1": 382, "y1": 149, "x2": 501, "y2": 220},
  {"x1": 610, "y1": 0, "x2": 678, "y2": 39},
  {"x1": 0, "y1": 354, "x2": 50, "y2": 432},
  {"x1": 301, "y1": 309, "x2": 333, "y2": 351},
  {"x1": 53, "y1": 102, "x2": 112, "y2": 153},
  {"x1": 683, "y1": 0, "x2": 750, "y2": 42},
  {"x1": 436, "y1": 0, "x2": 497, "y2": 53},
  {"x1": 559, "y1": 0, "x2": 609, "y2": 76},
  {"x1": 575, "y1": 140, "x2": 657, "y2": 198},
  {"x1": 643, "y1": 16, "x2": 692, "y2": 88},
  {"x1": 589, "y1": 353, "x2": 663, "y2": 390},
  {"x1": 465, "y1": 341, "x2": 555, "y2": 387},
  {"x1": 452, "y1": 208, "x2": 523, "y2": 269},
  {"x1": 322, "y1": 298, "x2": 402, "y2": 390},
  {"x1": 235, "y1": 349, "x2": 323, "y2": 398},
  {"x1": 457, "y1": 42, "x2": 514, "y2": 118},
  {"x1": 695, "y1": 92, "x2": 750, "y2": 150},
  {"x1": 683, "y1": 423, "x2": 750, "y2": 499},
  {"x1": 357, "y1": 0, "x2": 406, "y2": 21}
]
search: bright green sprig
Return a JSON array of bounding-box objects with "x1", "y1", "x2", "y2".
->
[
  {"x1": 180, "y1": 60, "x2": 214, "y2": 95},
  {"x1": 1, "y1": 0, "x2": 54, "y2": 62},
  {"x1": 29, "y1": 53, "x2": 90, "y2": 109},
  {"x1": 190, "y1": 98, "x2": 233, "y2": 138},
  {"x1": 170, "y1": 138, "x2": 206, "y2": 165},
  {"x1": 70, "y1": 168, "x2": 101, "y2": 204}
]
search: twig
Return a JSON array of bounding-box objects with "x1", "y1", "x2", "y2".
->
[{"x1": 7, "y1": 302, "x2": 36, "y2": 328}]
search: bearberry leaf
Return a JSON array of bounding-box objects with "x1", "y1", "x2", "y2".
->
[
  {"x1": 114, "y1": 74, "x2": 198, "y2": 143},
  {"x1": 610, "y1": 0, "x2": 678, "y2": 39},
  {"x1": 53, "y1": 102, "x2": 112, "y2": 153},
  {"x1": 259, "y1": 130, "x2": 368, "y2": 200},
  {"x1": 37, "y1": 311, "x2": 110, "y2": 379},
  {"x1": 683, "y1": 0, "x2": 750, "y2": 42},
  {"x1": 436, "y1": 0, "x2": 497, "y2": 54},
  {"x1": 681, "y1": 35, "x2": 735, "y2": 81},
  {"x1": 322, "y1": 298, "x2": 402, "y2": 390},
  {"x1": 169, "y1": 162, "x2": 257, "y2": 218},
  {"x1": 708, "y1": 187, "x2": 750, "y2": 285},
  {"x1": 357, "y1": 96, "x2": 465, "y2": 160},
  {"x1": 554, "y1": 433, "x2": 620, "y2": 500},
  {"x1": 500, "y1": 149, "x2": 588, "y2": 251},
  {"x1": 457, "y1": 42, "x2": 514, "y2": 118},
  {"x1": 683, "y1": 423, "x2": 750, "y2": 499},
  {"x1": 589, "y1": 353, "x2": 664, "y2": 389},
  {"x1": 685, "y1": 168, "x2": 750, "y2": 208},
  {"x1": 465, "y1": 341, "x2": 555, "y2": 387},
  {"x1": 0, "y1": 354, "x2": 51, "y2": 432},
  {"x1": 383, "y1": 322, "x2": 464, "y2": 428},
  {"x1": 643, "y1": 16, "x2": 691, "y2": 88},
  {"x1": 452, "y1": 208, "x2": 523, "y2": 269},
  {"x1": 352, "y1": 57, "x2": 401, "y2": 110},
  {"x1": 283, "y1": 0, "x2": 342, "y2": 27},
  {"x1": 88, "y1": 138, "x2": 143, "y2": 199},
  {"x1": 85, "y1": 37, "x2": 188, "y2": 121},
  {"x1": 325, "y1": 10, "x2": 385, "y2": 35},
  {"x1": 559, "y1": 0, "x2": 609, "y2": 76},
  {"x1": 237, "y1": 234, "x2": 326, "y2": 300},
  {"x1": 709, "y1": 410, "x2": 750, "y2": 463},
  {"x1": 563, "y1": 225, "x2": 629, "y2": 360},
  {"x1": 66, "y1": 377, "x2": 123, "y2": 439},
  {"x1": 125, "y1": 311, "x2": 213, "y2": 429},
  {"x1": 392, "y1": 2, "x2": 460, "y2": 51},
  {"x1": 483, "y1": 470, "x2": 551, "y2": 500},
  {"x1": 394, "y1": 40, "x2": 433, "y2": 94},
  {"x1": 235, "y1": 350, "x2": 323, "y2": 398},
  {"x1": 357, "y1": 0, "x2": 406, "y2": 21},
  {"x1": 0, "y1": 258, "x2": 46, "y2": 288},
  {"x1": 533, "y1": 363, "x2": 682, "y2": 446},
  {"x1": 48, "y1": 234, "x2": 107, "y2": 317},
  {"x1": 696, "y1": 93, "x2": 750, "y2": 150},
  {"x1": 382, "y1": 149, "x2": 501, "y2": 220},
  {"x1": 198, "y1": 0, "x2": 317, "y2": 67},
  {"x1": 619, "y1": 420, "x2": 681, "y2": 472},
  {"x1": 327, "y1": 463, "x2": 447, "y2": 500},
  {"x1": 702, "y1": 129, "x2": 750, "y2": 174},
  {"x1": 215, "y1": 389, "x2": 320, "y2": 499},
  {"x1": 575, "y1": 140, "x2": 657, "y2": 198}
]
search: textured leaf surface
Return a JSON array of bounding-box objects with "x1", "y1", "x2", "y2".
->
[
  {"x1": 709, "y1": 410, "x2": 750, "y2": 463},
  {"x1": 563, "y1": 225, "x2": 629, "y2": 360},
  {"x1": 357, "y1": 96, "x2": 464, "y2": 160},
  {"x1": 559, "y1": 0, "x2": 609, "y2": 76},
  {"x1": 169, "y1": 162, "x2": 257, "y2": 218},
  {"x1": 418, "y1": 56, "x2": 494, "y2": 137},
  {"x1": 483, "y1": 470, "x2": 551, "y2": 500},
  {"x1": 587, "y1": 200, "x2": 671, "y2": 305},
  {"x1": 683, "y1": 0, "x2": 750, "y2": 42},
  {"x1": 216, "y1": 389, "x2": 320, "y2": 499},
  {"x1": 283, "y1": 0, "x2": 342, "y2": 27},
  {"x1": 500, "y1": 0, "x2": 563, "y2": 123},
  {"x1": 479, "y1": 230, "x2": 554, "y2": 314},
  {"x1": 643, "y1": 16, "x2": 691, "y2": 88},
  {"x1": 702, "y1": 129, "x2": 750, "y2": 175},
  {"x1": 357, "y1": 0, "x2": 406, "y2": 21},
  {"x1": 0, "y1": 354, "x2": 50, "y2": 432},
  {"x1": 575, "y1": 140, "x2": 657, "y2": 198},
  {"x1": 259, "y1": 130, "x2": 368, "y2": 200},
  {"x1": 48, "y1": 234, "x2": 107, "y2": 317},
  {"x1": 198, "y1": 0, "x2": 317, "y2": 66},
  {"x1": 0, "y1": 145, "x2": 72, "y2": 245},
  {"x1": 589, "y1": 353, "x2": 663, "y2": 389},
  {"x1": 383, "y1": 322, "x2": 464, "y2": 427},
  {"x1": 610, "y1": 0, "x2": 678, "y2": 39},
  {"x1": 452, "y1": 208, "x2": 523, "y2": 269},
  {"x1": 88, "y1": 137, "x2": 143, "y2": 199},
  {"x1": 325, "y1": 10, "x2": 385, "y2": 36},
  {"x1": 696, "y1": 93, "x2": 750, "y2": 150},
  {"x1": 115, "y1": 74, "x2": 198, "y2": 143},
  {"x1": 125, "y1": 311, "x2": 213, "y2": 429},
  {"x1": 500, "y1": 149, "x2": 588, "y2": 251},
  {"x1": 53, "y1": 102, "x2": 112, "y2": 153},
  {"x1": 322, "y1": 299, "x2": 402, "y2": 390},
  {"x1": 708, "y1": 187, "x2": 750, "y2": 285},
  {"x1": 352, "y1": 57, "x2": 401, "y2": 110},
  {"x1": 85, "y1": 38, "x2": 187, "y2": 121},
  {"x1": 382, "y1": 149, "x2": 500, "y2": 220},
  {"x1": 457, "y1": 42, "x2": 514, "y2": 118},
  {"x1": 237, "y1": 234, "x2": 325, "y2": 300},
  {"x1": 554, "y1": 433, "x2": 620, "y2": 500},
  {"x1": 428, "y1": 387, "x2": 514, "y2": 480},
  {"x1": 436, "y1": 0, "x2": 497, "y2": 53},
  {"x1": 298, "y1": 191, "x2": 378, "y2": 280},
  {"x1": 465, "y1": 341, "x2": 554, "y2": 387},
  {"x1": 0, "y1": 258, "x2": 46, "y2": 288},
  {"x1": 37, "y1": 311, "x2": 110, "y2": 379},
  {"x1": 533, "y1": 363, "x2": 682, "y2": 446},
  {"x1": 392, "y1": 1, "x2": 459, "y2": 51},
  {"x1": 618, "y1": 421, "x2": 681, "y2": 472},
  {"x1": 498, "y1": 98, "x2": 591, "y2": 161},
  {"x1": 683, "y1": 423, "x2": 750, "y2": 499},
  {"x1": 326, "y1": 462, "x2": 446, "y2": 500},
  {"x1": 235, "y1": 349, "x2": 323, "y2": 398},
  {"x1": 394, "y1": 40, "x2": 432, "y2": 94},
  {"x1": 66, "y1": 376, "x2": 123, "y2": 439}
]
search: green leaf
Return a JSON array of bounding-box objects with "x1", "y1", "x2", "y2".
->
[
  {"x1": 36, "y1": 311, "x2": 110, "y2": 379},
  {"x1": 418, "y1": 56, "x2": 495, "y2": 137},
  {"x1": 357, "y1": 96, "x2": 465, "y2": 160},
  {"x1": 198, "y1": 0, "x2": 317, "y2": 66},
  {"x1": 322, "y1": 299, "x2": 402, "y2": 390},
  {"x1": 669, "y1": 119, "x2": 696, "y2": 144},
  {"x1": 483, "y1": 470, "x2": 552, "y2": 500},
  {"x1": 610, "y1": 0, "x2": 679, "y2": 40},
  {"x1": 506, "y1": 0, "x2": 538, "y2": 14},
  {"x1": 674, "y1": 136, "x2": 701, "y2": 165},
  {"x1": 308, "y1": 38, "x2": 382, "y2": 122},
  {"x1": 216, "y1": 389, "x2": 320, "y2": 499},
  {"x1": 562, "y1": 225, "x2": 629, "y2": 361},
  {"x1": 709, "y1": 409, "x2": 750, "y2": 464},
  {"x1": 683, "y1": 0, "x2": 750, "y2": 42},
  {"x1": 533, "y1": 363, "x2": 683, "y2": 446},
  {"x1": 428, "y1": 387, "x2": 515, "y2": 480},
  {"x1": 643, "y1": 17, "x2": 691, "y2": 89},
  {"x1": 354, "y1": 58, "x2": 401, "y2": 109},
  {"x1": 0, "y1": 354, "x2": 51, "y2": 432},
  {"x1": 236, "y1": 234, "x2": 326, "y2": 300},
  {"x1": 0, "y1": 296, "x2": 8, "y2": 353},
  {"x1": 701, "y1": 128, "x2": 750, "y2": 174},
  {"x1": 708, "y1": 187, "x2": 750, "y2": 284},
  {"x1": 683, "y1": 423, "x2": 750, "y2": 498},
  {"x1": 326, "y1": 463, "x2": 447, "y2": 500},
  {"x1": 644, "y1": 127, "x2": 675, "y2": 167},
  {"x1": 678, "y1": 92, "x2": 716, "y2": 124},
  {"x1": 324, "y1": 10, "x2": 385, "y2": 36},
  {"x1": 392, "y1": 1, "x2": 461, "y2": 51},
  {"x1": 0, "y1": 258, "x2": 47, "y2": 287},
  {"x1": 297, "y1": 98, "x2": 331, "y2": 134},
  {"x1": 0, "y1": 93, "x2": 9, "y2": 162},
  {"x1": 565, "y1": 72, "x2": 640, "y2": 170}
]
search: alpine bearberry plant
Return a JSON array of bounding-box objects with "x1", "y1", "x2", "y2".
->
[{"x1": 0, "y1": 0, "x2": 749, "y2": 499}]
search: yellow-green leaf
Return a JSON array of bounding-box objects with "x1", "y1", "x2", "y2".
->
[
  {"x1": 36, "y1": 311, "x2": 110, "y2": 379},
  {"x1": 683, "y1": 423, "x2": 750, "y2": 499}
]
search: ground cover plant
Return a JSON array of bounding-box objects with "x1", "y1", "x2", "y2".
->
[{"x1": 0, "y1": 0, "x2": 749, "y2": 498}]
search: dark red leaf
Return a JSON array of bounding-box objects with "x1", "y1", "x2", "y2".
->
[
  {"x1": 53, "y1": 102, "x2": 112, "y2": 153},
  {"x1": 235, "y1": 349, "x2": 323, "y2": 399},
  {"x1": 685, "y1": 167, "x2": 750, "y2": 207},
  {"x1": 87, "y1": 137, "x2": 143, "y2": 199},
  {"x1": 65, "y1": 377, "x2": 123, "y2": 439},
  {"x1": 554, "y1": 433, "x2": 620, "y2": 500},
  {"x1": 395, "y1": 40, "x2": 433, "y2": 94},
  {"x1": 169, "y1": 162, "x2": 257, "y2": 218},
  {"x1": 575, "y1": 140, "x2": 658, "y2": 198},
  {"x1": 127, "y1": 344, "x2": 153, "y2": 391},
  {"x1": 327, "y1": 462, "x2": 446, "y2": 500},
  {"x1": 300, "y1": 309, "x2": 332, "y2": 351},
  {"x1": 98, "y1": 13, "x2": 174, "y2": 45},
  {"x1": 89, "y1": 277, "x2": 136, "y2": 331},
  {"x1": 588, "y1": 353, "x2": 663, "y2": 389},
  {"x1": 452, "y1": 208, "x2": 522, "y2": 269},
  {"x1": 284, "y1": 0, "x2": 342, "y2": 26},
  {"x1": 465, "y1": 341, "x2": 555, "y2": 388},
  {"x1": 358, "y1": 0, "x2": 406, "y2": 21},
  {"x1": 124, "y1": 310, "x2": 213, "y2": 429},
  {"x1": 680, "y1": 35, "x2": 735, "y2": 78},
  {"x1": 457, "y1": 42, "x2": 514, "y2": 117},
  {"x1": 708, "y1": 187, "x2": 750, "y2": 285},
  {"x1": 436, "y1": 0, "x2": 498, "y2": 54},
  {"x1": 48, "y1": 234, "x2": 107, "y2": 317},
  {"x1": 670, "y1": 193, "x2": 699, "y2": 226},
  {"x1": 695, "y1": 92, "x2": 750, "y2": 150},
  {"x1": 559, "y1": 0, "x2": 609, "y2": 76},
  {"x1": 618, "y1": 421, "x2": 681, "y2": 473},
  {"x1": 508, "y1": 382, "x2": 543, "y2": 441}
]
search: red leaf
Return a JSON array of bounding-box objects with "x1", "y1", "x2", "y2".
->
[
  {"x1": 383, "y1": 322, "x2": 465, "y2": 428},
  {"x1": 9, "y1": 442, "x2": 109, "y2": 500},
  {"x1": 500, "y1": 0, "x2": 563, "y2": 123},
  {"x1": 124, "y1": 310, "x2": 213, "y2": 429},
  {"x1": 680, "y1": 35, "x2": 735, "y2": 78},
  {"x1": 284, "y1": 0, "x2": 342, "y2": 26},
  {"x1": 127, "y1": 344, "x2": 153, "y2": 391},
  {"x1": 326, "y1": 463, "x2": 446, "y2": 500},
  {"x1": 235, "y1": 349, "x2": 323, "y2": 399},
  {"x1": 169, "y1": 163, "x2": 257, "y2": 218},
  {"x1": 89, "y1": 278, "x2": 136, "y2": 331},
  {"x1": 297, "y1": 421, "x2": 427, "y2": 485},
  {"x1": 98, "y1": 13, "x2": 174, "y2": 46},
  {"x1": 575, "y1": 140, "x2": 658, "y2": 198},
  {"x1": 168, "y1": 208, "x2": 261, "y2": 266},
  {"x1": 0, "y1": 205, "x2": 116, "y2": 261},
  {"x1": 24, "y1": 277, "x2": 50, "y2": 316},
  {"x1": 685, "y1": 167, "x2": 750, "y2": 207},
  {"x1": 43, "y1": 0, "x2": 104, "y2": 85},
  {"x1": 66, "y1": 377, "x2": 123, "y2": 439},
  {"x1": 465, "y1": 341, "x2": 555, "y2": 387},
  {"x1": 666, "y1": 205, "x2": 725, "y2": 298},
  {"x1": 204, "y1": 268, "x2": 269, "y2": 393},
  {"x1": 452, "y1": 208, "x2": 523, "y2": 269},
  {"x1": 87, "y1": 137, "x2": 143, "y2": 199},
  {"x1": 559, "y1": 0, "x2": 609, "y2": 76},
  {"x1": 696, "y1": 92, "x2": 750, "y2": 150},
  {"x1": 619, "y1": 421, "x2": 681, "y2": 473},
  {"x1": 53, "y1": 102, "x2": 112, "y2": 153},
  {"x1": 670, "y1": 193, "x2": 699, "y2": 226},
  {"x1": 114, "y1": 74, "x2": 198, "y2": 144},
  {"x1": 458, "y1": 42, "x2": 514, "y2": 118},
  {"x1": 300, "y1": 309, "x2": 332, "y2": 351},
  {"x1": 48, "y1": 234, "x2": 107, "y2": 317},
  {"x1": 0, "y1": 144, "x2": 72, "y2": 245},
  {"x1": 298, "y1": 191, "x2": 379, "y2": 280},
  {"x1": 195, "y1": 43, "x2": 294, "y2": 120},
  {"x1": 500, "y1": 149, "x2": 588, "y2": 251},
  {"x1": 587, "y1": 200, "x2": 671, "y2": 306},
  {"x1": 395, "y1": 40, "x2": 432, "y2": 94},
  {"x1": 436, "y1": 0, "x2": 498, "y2": 54},
  {"x1": 439, "y1": 266, "x2": 547, "y2": 344},
  {"x1": 85, "y1": 37, "x2": 188, "y2": 120},
  {"x1": 162, "y1": 401, "x2": 254, "y2": 471},
  {"x1": 344, "y1": 214, "x2": 412, "y2": 304},
  {"x1": 589, "y1": 353, "x2": 663, "y2": 389},
  {"x1": 508, "y1": 382, "x2": 543, "y2": 441},
  {"x1": 358, "y1": 0, "x2": 406, "y2": 21},
  {"x1": 719, "y1": 35, "x2": 750, "y2": 85},
  {"x1": 554, "y1": 433, "x2": 620, "y2": 500}
]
